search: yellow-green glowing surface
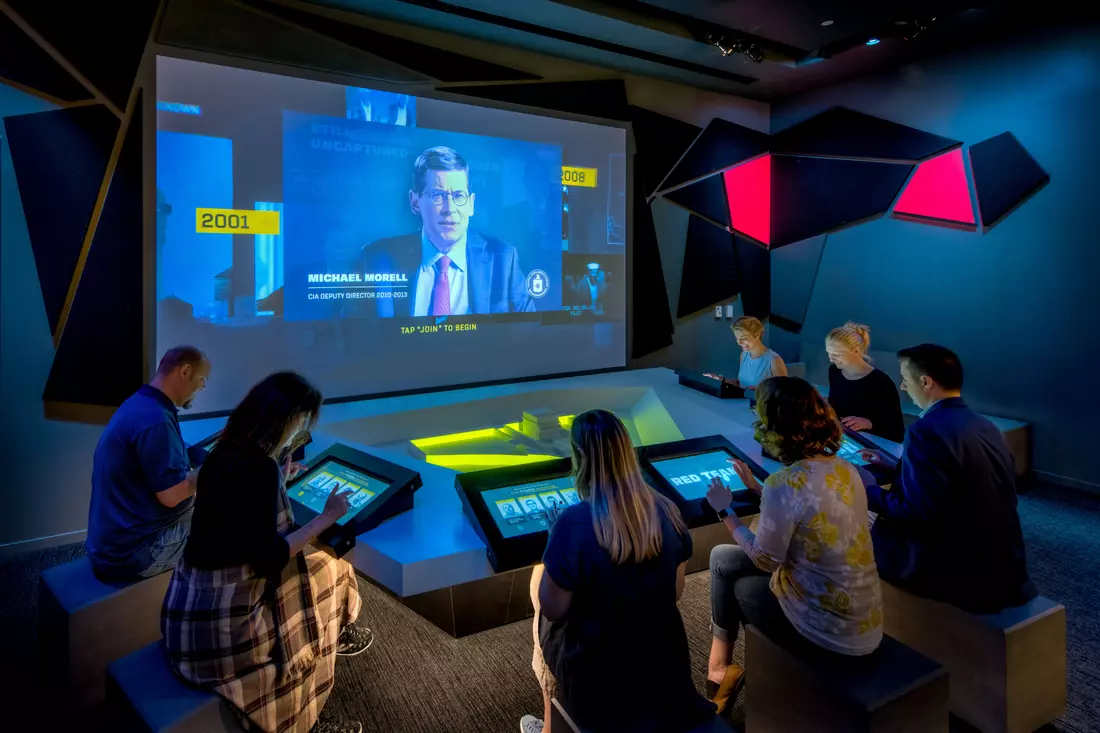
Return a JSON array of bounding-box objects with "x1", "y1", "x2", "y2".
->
[{"x1": 425, "y1": 453, "x2": 560, "y2": 471}]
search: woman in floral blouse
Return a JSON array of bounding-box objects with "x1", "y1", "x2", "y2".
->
[{"x1": 703, "y1": 376, "x2": 883, "y2": 716}]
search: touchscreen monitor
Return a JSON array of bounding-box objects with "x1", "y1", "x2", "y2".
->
[
  {"x1": 836, "y1": 435, "x2": 871, "y2": 466},
  {"x1": 293, "y1": 460, "x2": 392, "y2": 526},
  {"x1": 480, "y1": 476, "x2": 578, "y2": 539},
  {"x1": 648, "y1": 449, "x2": 750, "y2": 501}
]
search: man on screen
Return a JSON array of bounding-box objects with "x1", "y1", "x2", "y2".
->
[{"x1": 356, "y1": 146, "x2": 535, "y2": 317}]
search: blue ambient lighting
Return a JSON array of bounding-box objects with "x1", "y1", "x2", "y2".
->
[{"x1": 866, "y1": 37, "x2": 881, "y2": 46}]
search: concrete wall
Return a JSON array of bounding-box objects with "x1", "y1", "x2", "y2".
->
[{"x1": 771, "y1": 28, "x2": 1100, "y2": 488}]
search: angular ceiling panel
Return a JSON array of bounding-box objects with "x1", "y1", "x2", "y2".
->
[
  {"x1": 772, "y1": 107, "x2": 960, "y2": 163},
  {"x1": 448, "y1": 79, "x2": 629, "y2": 121},
  {"x1": 677, "y1": 215, "x2": 738, "y2": 318},
  {"x1": 968, "y1": 131, "x2": 1049, "y2": 230},
  {"x1": 5, "y1": 0, "x2": 158, "y2": 109},
  {"x1": 656, "y1": 118, "x2": 769, "y2": 193},
  {"x1": 893, "y1": 148, "x2": 976, "y2": 229},
  {"x1": 664, "y1": 173, "x2": 730, "y2": 229},
  {"x1": 241, "y1": 0, "x2": 540, "y2": 83},
  {"x1": 771, "y1": 156, "x2": 913, "y2": 248},
  {"x1": 159, "y1": 0, "x2": 431, "y2": 85},
  {"x1": 4, "y1": 105, "x2": 119, "y2": 334},
  {"x1": 0, "y1": 13, "x2": 93, "y2": 103}
]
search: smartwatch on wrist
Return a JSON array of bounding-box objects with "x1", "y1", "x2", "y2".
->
[{"x1": 716, "y1": 507, "x2": 731, "y2": 520}]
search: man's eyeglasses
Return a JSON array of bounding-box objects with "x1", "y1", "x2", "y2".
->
[{"x1": 421, "y1": 190, "x2": 471, "y2": 206}]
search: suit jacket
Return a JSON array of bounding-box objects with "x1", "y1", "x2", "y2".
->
[
  {"x1": 349, "y1": 232, "x2": 534, "y2": 317},
  {"x1": 864, "y1": 397, "x2": 1037, "y2": 613}
]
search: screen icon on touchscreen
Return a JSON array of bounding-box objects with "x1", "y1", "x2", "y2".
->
[
  {"x1": 482, "y1": 477, "x2": 575, "y2": 539},
  {"x1": 294, "y1": 460, "x2": 391, "y2": 525},
  {"x1": 837, "y1": 436, "x2": 870, "y2": 466},
  {"x1": 649, "y1": 450, "x2": 749, "y2": 502}
]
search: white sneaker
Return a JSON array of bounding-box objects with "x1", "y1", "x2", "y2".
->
[{"x1": 519, "y1": 714, "x2": 544, "y2": 733}]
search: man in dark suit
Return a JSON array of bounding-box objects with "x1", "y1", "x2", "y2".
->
[
  {"x1": 354, "y1": 146, "x2": 534, "y2": 318},
  {"x1": 860, "y1": 344, "x2": 1037, "y2": 614}
]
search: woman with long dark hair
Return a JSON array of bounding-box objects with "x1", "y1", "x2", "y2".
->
[
  {"x1": 161, "y1": 372, "x2": 372, "y2": 733},
  {"x1": 704, "y1": 377, "x2": 883, "y2": 716},
  {"x1": 521, "y1": 410, "x2": 715, "y2": 733}
]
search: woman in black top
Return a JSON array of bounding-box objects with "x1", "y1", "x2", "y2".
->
[
  {"x1": 521, "y1": 410, "x2": 716, "y2": 733},
  {"x1": 825, "y1": 322, "x2": 905, "y2": 443},
  {"x1": 162, "y1": 373, "x2": 371, "y2": 733}
]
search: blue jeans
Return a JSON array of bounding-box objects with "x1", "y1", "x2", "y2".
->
[
  {"x1": 709, "y1": 544, "x2": 821, "y2": 657},
  {"x1": 137, "y1": 506, "x2": 194, "y2": 578}
]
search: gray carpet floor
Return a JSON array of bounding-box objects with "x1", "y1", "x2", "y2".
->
[{"x1": 2, "y1": 482, "x2": 1097, "y2": 733}]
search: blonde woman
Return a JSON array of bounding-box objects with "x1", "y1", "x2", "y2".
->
[
  {"x1": 826, "y1": 322, "x2": 905, "y2": 443},
  {"x1": 706, "y1": 316, "x2": 787, "y2": 390},
  {"x1": 520, "y1": 410, "x2": 715, "y2": 733},
  {"x1": 704, "y1": 377, "x2": 882, "y2": 716}
]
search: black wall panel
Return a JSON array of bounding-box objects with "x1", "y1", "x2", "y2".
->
[
  {"x1": 734, "y1": 235, "x2": 770, "y2": 321},
  {"x1": 4, "y1": 105, "x2": 119, "y2": 334},
  {"x1": 968, "y1": 131, "x2": 1050, "y2": 230},
  {"x1": 44, "y1": 97, "x2": 144, "y2": 406},
  {"x1": 769, "y1": 234, "x2": 826, "y2": 332},
  {"x1": 664, "y1": 174, "x2": 730, "y2": 228},
  {"x1": 772, "y1": 107, "x2": 960, "y2": 163},
  {"x1": 770, "y1": 156, "x2": 913, "y2": 247},
  {"x1": 631, "y1": 173, "x2": 673, "y2": 358},
  {"x1": 629, "y1": 105, "x2": 700, "y2": 198},
  {"x1": 677, "y1": 215, "x2": 738, "y2": 318},
  {"x1": 657, "y1": 118, "x2": 769, "y2": 192}
]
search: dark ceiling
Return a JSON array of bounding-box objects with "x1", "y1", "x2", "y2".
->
[{"x1": 300, "y1": 0, "x2": 1083, "y2": 100}]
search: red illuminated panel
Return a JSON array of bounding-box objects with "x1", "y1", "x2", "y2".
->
[
  {"x1": 724, "y1": 154, "x2": 771, "y2": 246},
  {"x1": 893, "y1": 148, "x2": 975, "y2": 228}
]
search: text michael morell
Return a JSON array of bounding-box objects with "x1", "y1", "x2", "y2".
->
[{"x1": 307, "y1": 273, "x2": 409, "y2": 283}]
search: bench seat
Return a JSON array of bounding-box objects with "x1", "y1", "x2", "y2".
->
[
  {"x1": 106, "y1": 642, "x2": 239, "y2": 732},
  {"x1": 882, "y1": 583, "x2": 1066, "y2": 733},
  {"x1": 745, "y1": 624, "x2": 948, "y2": 732},
  {"x1": 38, "y1": 557, "x2": 171, "y2": 707}
]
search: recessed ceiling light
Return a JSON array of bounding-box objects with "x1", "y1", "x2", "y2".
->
[{"x1": 821, "y1": 20, "x2": 834, "y2": 26}]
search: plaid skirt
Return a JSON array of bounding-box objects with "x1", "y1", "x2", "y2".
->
[{"x1": 162, "y1": 548, "x2": 361, "y2": 733}]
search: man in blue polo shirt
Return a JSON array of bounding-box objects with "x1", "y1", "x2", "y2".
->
[{"x1": 87, "y1": 346, "x2": 212, "y2": 581}]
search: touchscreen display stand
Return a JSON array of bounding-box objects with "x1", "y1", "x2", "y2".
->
[
  {"x1": 639, "y1": 435, "x2": 769, "y2": 528},
  {"x1": 455, "y1": 457, "x2": 574, "y2": 573},
  {"x1": 286, "y1": 443, "x2": 422, "y2": 558},
  {"x1": 675, "y1": 369, "x2": 745, "y2": 399}
]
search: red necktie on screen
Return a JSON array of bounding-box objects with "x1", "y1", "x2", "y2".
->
[{"x1": 429, "y1": 255, "x2": 452, "y2": 316}]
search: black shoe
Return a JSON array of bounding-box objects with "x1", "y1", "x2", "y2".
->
[
  {"x1": 312, "y1": 716, "x2": 363, "y2": 733},
  {"x1": 336, "y1": 624, "x2": 374, "y2": 656}
]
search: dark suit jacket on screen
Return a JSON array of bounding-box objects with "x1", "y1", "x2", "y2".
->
[
  {"x1": 863, "y1": 397, "x2": 1037, "y2": 614},
  {"x1": 349, "y1": 232, "x2": 534, "y2": 317}
]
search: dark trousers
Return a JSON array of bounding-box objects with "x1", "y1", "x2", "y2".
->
[{"x1": 709, "y1": 544, "x2": 826, "y2": 658}]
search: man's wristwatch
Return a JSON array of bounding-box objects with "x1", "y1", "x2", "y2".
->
[{"x1": 716, "y1": 507, "x2": 732, "y2": 520}]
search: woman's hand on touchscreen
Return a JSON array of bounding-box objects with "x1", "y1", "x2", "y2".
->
[
  {"x1": 322, "y1": 484, "x2": 353, "y2": 522},
  {"x1": 729, "y1": 458, "x2": 763, "y2": 494},
  {"x1": 706, "y1": 476, "x2": 733, "y2": 513}
]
